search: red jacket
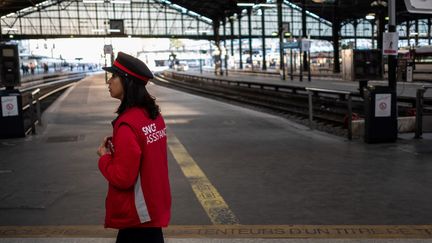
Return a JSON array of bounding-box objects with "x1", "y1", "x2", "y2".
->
[{"x1": 98, "y1": 107, "x2": 171, "y2": 229}]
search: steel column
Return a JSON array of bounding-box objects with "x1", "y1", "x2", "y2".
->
[
  {"x1": 181, "y1": 12, "x2": 184, "y2": 33},
  {"x1": 332, "y1": 20, "x2": 341, "y2": 73},
  {"x1": 58, "y1": 1, "x2": 62, "y2": 35},
  {"x1": 302, "y1": 0, "x2": 307, "y2": 71},
  {"x1": 148, "y1": 0, "x2": 152, "y2": 34},
  {"x1": 39, "y1": 8, "x2": 43, "y2": 35},
  {"x1": 406, "y1": 21, "x2": 410, "y2": 45},
  {"x1": 371, "y1": 21, "x2": 375, "y2": 48},
  {"x1": 428, "y1": 18, "x2": 432, "y2": 45},
  {"x1": 130, "y1": 2, "x2": 134, "y2": 35},
  {"x1": 277, "y1": 0, "x2": 285, "y2": 80},
  {"x1": 238, "y1": 15, "x2": 243, "y2": 69},
  {"x1": 230, "y1": 18, "x2": 234, "y2": 57},
  {"x1": 415, "y1": 19, "x2": 419, "y2": 46},
  {"x1": 353, "y1": 20, "x2": 357, "y2": 48},
  {"x1": 388, "y1": 0, "x2": 397, "y2": 92},
  {"x1": 247, "y1": 8, "x2": 253, "y2": 70},
  {"x1": 261, "y1": 8, "x2": 267, "y2": 70},
  {"x1": 77, "y1": 1, "x2": 81, "y2": 35},
  {"x1": 165, "y1": 5, "x2": 168, "y2": 35},
  {"x1": 223, "y1": 20, "x2": 228, "y2": 76}
]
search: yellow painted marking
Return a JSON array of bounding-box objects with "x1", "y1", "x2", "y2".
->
[
  {"x1": 167, "y1": 131, "x2": 240, "y2": 225},
  {"x1": 1, "y1": 225, "x2": 432, "y2": 239}
]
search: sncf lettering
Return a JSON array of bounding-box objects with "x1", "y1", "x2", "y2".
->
[
  {"x1": 142, "y1": 123, "x2": 157, "y2": 135},
  {"x1": 146, "y1": 128, "x2": 167, "y2": 144}
]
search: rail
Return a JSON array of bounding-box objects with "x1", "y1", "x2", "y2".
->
[
  {"x1": 415, "y1": 85, "x2": 432, "y2": 138},
  {"x1": 20, "y1": 74, "x2": 84, "y2": 135},
  {"x1": 305, "y1": 87, "x2": 353, "y2": 140},
  {"x1": 165, "y1": 71, "x2": 309, "y2": 94}
]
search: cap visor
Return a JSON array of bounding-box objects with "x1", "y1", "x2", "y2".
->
[{"x1": 102, "y1": 66, "x2": 116, "y2": 73}]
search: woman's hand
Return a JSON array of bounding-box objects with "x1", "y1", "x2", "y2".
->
[{"x1": 97, "y1": 136, "x2": 110, "y2": 157}]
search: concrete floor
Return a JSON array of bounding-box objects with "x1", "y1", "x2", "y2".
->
[{"x1": 0, "y1": 73, "x2": 432, "y2": 242}]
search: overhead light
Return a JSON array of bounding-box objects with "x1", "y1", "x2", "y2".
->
[
  {"x1": 237, "y1": 3, "x2": 255, "y2": 7},
  {"x1": 111, "y1": 0, "x2": 130, "y2": 3},
  {"x1": 257, "y1": 3, "x2": 276, "y2": 7},
  {"x1": 83, "y1": 0, "x2": 104, "y2": 3},
  {"x1": 108, "y1": 29, "x2": 121, "y2": 32},
  {"x1": 312, "y1": 0, "x2": 336, "y2": 3},
  {"x1": 365, "y1": 13, "x2": 375, "y2": 20},
  {"x1": 271, "y1": 31, "x2": 278, "y2": 36},
  {"x1": 409, "y1": 32, "x2": 419, "y2": 36},
  {"x1": 3, "y1": 27, "x2": 18, "y2": 31},
  {"x1": 370, "y1": 0, "x2": 387, "y2": 7},
  {"x1": 92, "y1": 29, "x2": 105, "y2": 32},
  {"x1": 199, "y1": 30, "x2": 211, "y2": 33}
]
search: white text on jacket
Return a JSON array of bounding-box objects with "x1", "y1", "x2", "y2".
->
[{"x1": 142, "y1": 123, "x2": 166, "y2": 144}]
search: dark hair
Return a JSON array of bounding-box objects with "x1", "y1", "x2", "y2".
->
[{"x1": 116, "y1": 76, "x2": 160, "y2": 120}]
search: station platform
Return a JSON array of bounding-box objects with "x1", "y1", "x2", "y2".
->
[{"x1": 0, "y1": 73, "x2": 432, "y2": 242}]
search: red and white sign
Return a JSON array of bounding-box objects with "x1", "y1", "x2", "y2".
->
[
  {"x1": 1, "y1": 96, "x2": 18, "y2": 117},
  {"x1": 375, "y1": 94, "x2": 391, "y2": 117},
  {"x1": 383, "y1": 32, "x2": 399, "y2": 56}
]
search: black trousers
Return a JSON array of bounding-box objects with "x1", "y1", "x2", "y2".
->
[{"x1": 116, "y1": 227, "x2": 164, "y2": 243}]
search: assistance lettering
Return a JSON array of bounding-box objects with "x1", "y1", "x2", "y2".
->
[{"x1": 142, "y1": 123, "x2": 166, "y2": 144}]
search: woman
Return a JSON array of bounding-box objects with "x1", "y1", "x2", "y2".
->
[{"x1": 97, "y1": 52, "x2": 171, "y2": 243}]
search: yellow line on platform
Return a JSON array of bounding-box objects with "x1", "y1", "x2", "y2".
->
[
  {"x1": 167, "y1": 131, "x2": 239, "y2": 225},
  {"x1": 1, "y1": 225, "x2": 432, "y2": 239}
]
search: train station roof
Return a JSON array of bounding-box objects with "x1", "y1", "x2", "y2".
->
[{"x1": 0, "y1": 0, "x2": 429, "y2": 25}]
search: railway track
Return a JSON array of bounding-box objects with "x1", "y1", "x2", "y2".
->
[{"x1": 153, "y1": 71, "x2": 423, "y2": 138}]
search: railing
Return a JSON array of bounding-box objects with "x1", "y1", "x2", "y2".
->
[
  {"x1": 28, "y1": 88, "x2": 41, "y2": 134},
  {"x1": 415, "y1": 85, "x2": 432, "y2": 138},
  {"x1": 21, "y1": 78, "x2": 80, "y2": 135},
  {"x1": 305, "y1": 87, "x2": 353, "y2": 140}
]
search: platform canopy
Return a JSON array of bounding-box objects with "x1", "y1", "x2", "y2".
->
[{"x1": 0, "y1": 0, "x2": 429, "y2": 24}]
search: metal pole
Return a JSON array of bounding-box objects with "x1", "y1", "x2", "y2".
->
[
  {"x1": 299, "y1": 47, "x2": 303, "y2": 81},
  {"x1": 290, "y1": 48, "x2": 293, "y2": 80},
  {"x1": 428, "y1": 18, "x2": 432, "y2": 46},
  {"x1": 36, "y1": 95, "x2": 41, "y2": 126},
  {"x1": 277, "y1": 0, "x2": 285, "y2": 80},
  {"x1": 353, "y1": 20, "x2": 358, "y2": 49},
  {"x1": 347, "y1": 95, "x2": 352, "y2": 140},
  {"x1": 238, "y1": 16, "x2": 243, "y2": 69},
  {"x1": 415, "y1": 20, "x2": 419, "y2": 46},
  {"x1": 223, "y1": 20, "x2": 228, "y2": 76},
  {"x1": 30, "y1": 95, "x2": 36, "y2": 134},
  {"x1": 230, "y1": 19, "x2": 234, "y2": 57},
  {"x1": 388, "y1": 0, "x2": 397, "y2": 92},
  {"x1": 415, "y1": 88, "x2": 424, "y2": 138},
  {"x1": 0, "y1": 21, "x2": 2, "y2": 42},
  {"x1": 261, "y1": 8, "x2": 267, "y2": 70},
  {"x1": 301, "y1": 0, "x2": 308, "y2": 72},
  {"x1": 307, "y1": 50, "x2": 311, "y2": 81},
  {"x1": 248, "y1": 8, "x2": 253, "y2": 71},
  {"x1": 308, "y1": 91, "x2": 313, "y2": 128}
]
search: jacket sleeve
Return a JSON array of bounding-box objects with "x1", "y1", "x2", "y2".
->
[{"x1": 98, "y1": 124, "x2": 142, "y2": 190}]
